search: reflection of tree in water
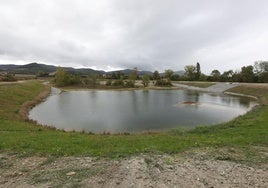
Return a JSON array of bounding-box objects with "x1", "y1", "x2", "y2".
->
[
  {"x1": 141, "y1": 90, "x2": 149, "y2": 111},
  {"x1": 221, "y1": 95, "x2": 251, "y2": 107},
  {"x1": 220, "y1": 95, "x2": 233, "y2": 105},
  {"x1": 131, "y1": 91, "x2": 138, "y2": 113},
  {"x1": 183, "y1": 90, "x2": 200, "y2": 103},
  {"x1": 238, "y1": 97, "x2": 251, "y2": 107},
  {"x1": 181, "y1": 90, "x2": 200, "y2": 109}
]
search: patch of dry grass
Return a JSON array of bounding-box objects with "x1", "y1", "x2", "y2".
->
[{"x1": 227, "y1": 83, "x2": 268, "y2": 105}]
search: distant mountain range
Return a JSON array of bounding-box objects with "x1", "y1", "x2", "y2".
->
[{"x1": 0, "y1": 62, "x2": 184, "y2": 76}]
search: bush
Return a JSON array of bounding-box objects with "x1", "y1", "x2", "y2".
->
[
  {"x1": 54, "y1": 67, "x2": 70, "y2": 87},
  {"x1": 142, "y1": 75, "x2": 150, "y2": 87},
  {"x1": 1, "y1": 74, "x2": 17, "y2": 82},
  {"x1": 112, "y1": 79, "x2": 124, "y2": 87},
  {"x1": 83, "y1": 74, "x2": 98, "y2": 87},
  {"x1": 69, "y1": 74, "x2": 81, "y2": 85},
  {"x1": 155, "y1": 79, "x2": 172, "y2": 86},
  {"x1": 105, "y1": 79, "x2": 112, "y2": 86},
  {"x1": 125, "y1": 80, "x2": 135, "y2": 88}
]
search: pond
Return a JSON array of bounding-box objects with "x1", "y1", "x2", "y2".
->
[{"x1": 29, "y1": 88, "x2": 257, "y2": 133}]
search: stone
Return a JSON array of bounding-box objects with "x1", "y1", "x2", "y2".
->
[{"x1": 66, "y1": 171, "x2": 76, "y2": 176}]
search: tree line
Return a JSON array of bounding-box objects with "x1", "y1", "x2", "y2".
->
[
  {"x1": 203, "y1": 61, "x2": 267, "y2": 83},
  {"x1": 53, "y1": 67, "x2": 173, "y2": 87},
  {"x1": 180, "y1": 61, "x2": 267, "y2": 83},
  {"x1": 53, "y1": 60, "x2": 268, "y2": 87}
]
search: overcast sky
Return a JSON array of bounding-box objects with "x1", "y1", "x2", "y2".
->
[{"x1": 0, "y1": 0, "x2": 268, "y2": 73}]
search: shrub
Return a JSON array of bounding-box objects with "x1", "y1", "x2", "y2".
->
[
  {"x1": 1, "y1": 74, "x2": 17, "y2": 82},
  {"x1": 155, "y1": 79, "x2": 172, "y2": 86},
  {"x1": 125, "y1": 80, "x2": 135, "y2": 88},
  {"x1": 105, "y1": 79, "x2": 112, "y2": 86},
  {"x1": 112, "y1": 79, "x2": 124, "y2": 87}
]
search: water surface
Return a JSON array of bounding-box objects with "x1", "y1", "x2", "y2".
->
[{"x1": 29, "y1": 88, "x2": 256, "y2": 133}]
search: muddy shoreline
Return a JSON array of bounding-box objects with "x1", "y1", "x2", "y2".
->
[{"x1": 19, "y1": 85, "x2": 51, "y2": 121}]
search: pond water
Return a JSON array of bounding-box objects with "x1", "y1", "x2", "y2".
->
[{"x1": 29, "y1": 88, "x2": 257, "y2": 133}]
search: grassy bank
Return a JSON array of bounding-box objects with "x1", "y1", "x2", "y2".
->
[{"x1": 0, "y1": 81, "x2": 267, "y2": 162}]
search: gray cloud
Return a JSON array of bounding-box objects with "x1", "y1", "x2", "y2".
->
[{"x1": 0, "y1": 0, "x2": 268, "y2": 73}]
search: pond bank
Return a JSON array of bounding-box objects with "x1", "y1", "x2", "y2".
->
[
  {"x1": 0, "y1": 81, "x2": 267, "y2": 187},
  {"x1": 20, "y1": 82, "x2": 51, "y2": 120}
]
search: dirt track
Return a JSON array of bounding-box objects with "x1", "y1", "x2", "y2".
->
[{"x1": 172, "y1": 82, "x2": 239, "y2": 93}]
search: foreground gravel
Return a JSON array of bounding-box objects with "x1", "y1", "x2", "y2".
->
[{"x1": 1, "y1": 150, "x2": 267, "y2": 188}]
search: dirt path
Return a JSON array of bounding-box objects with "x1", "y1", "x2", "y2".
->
[
  {"x1": 172, "y1": 82, "x2": 239, "y2": 93},
  {"x1": 1, "y1": 151, "x2": 267, "y2": 188},
  {"x1": 0, "y1": 80, "x2": 27, "y2": 85}
]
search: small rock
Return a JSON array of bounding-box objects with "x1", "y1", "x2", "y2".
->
[
  {"x1": 98, "y1": 180, "x2": 105, "y2": 184},
  {"x1": 66, "y1": 171, "x2": 76, "y2": 176},
  {"x1": 167, "y1": 165, "x2": 174, "y2": 170}
]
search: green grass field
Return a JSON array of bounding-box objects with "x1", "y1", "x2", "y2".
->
[{"x1": 0, "y1": 81, "x2": 267, "y2": 161}]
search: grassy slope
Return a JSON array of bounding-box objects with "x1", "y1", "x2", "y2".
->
[{"x1": 0, "y1": 81, "x2": 267, "y2": 160}]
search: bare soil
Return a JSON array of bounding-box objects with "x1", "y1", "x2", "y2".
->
[{"x1": 1, "y1": 149, "x2": 267, "y2": 188}]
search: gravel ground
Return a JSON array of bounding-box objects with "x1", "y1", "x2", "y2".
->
[{"x1": 0, "y1": 150, "x2": 267, "y2": 188}]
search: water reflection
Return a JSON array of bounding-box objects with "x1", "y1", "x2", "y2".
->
[
  {"x1": 29, "y1": 89, "x2": 257, "y2": 133},
  {"x1": 183, "y1": 90, "x2": 200, "y2": 102}
]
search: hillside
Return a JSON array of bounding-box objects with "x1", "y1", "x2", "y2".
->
[
  {"x1": 0, "y1": 62, "x2": 184, "y2": 77},
  {"x1": 0, "y1": 63, "x2": 103, "y2": 75}
]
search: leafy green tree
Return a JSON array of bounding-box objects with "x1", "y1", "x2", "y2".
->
[
  {"x1": 259, "y1": 72, "x2": 268, "y2": 83},
  {"x1": 116, "y1": 71, "x2": 124, "y2": 80},
  {"x1": 129, "y1": 67, "x2": 138, "y2": 80},
  {"x1": 241, "y1": 65, "x2": 255, "y2": 82},
  {"x1": 111, "y1": 72, "x2": 117, "y2": 79},
  {"x1": 232, "y1": 71, "x2": 243, "y2": 82},
  {"x1": 254, "y1": 61, "x2": 268, "y2": 74},
  {"x1": 165, "y1": 69, "x2": 174, "y2": 80},
  {"x1": 221, "y1": 70, "x2": 234, "y2": 82},
  {"x1": 127, "y1": 67, "x2": 138, "y2": 87},
  {"x1": 210, "y1": 69, "x2": 221, "y2": 81},
  {"x1": 54, "y1": 67, "x2": 70, "y2": 87},
  {"x1": 171, "y1": 74, "x2": 180, "y2": 81},
  {"x1": 84, "y1": 73, "x2": 98, "y2": 87},
  {"x1": 142, "y1": 75, "x2": 150, "y2": 87},
  {"x1": 184, "y1": 65, "x2": 196, "y2": 81},
  {"x1": 254, "y1": 61, "x2": 268, "y2": 82},
  {"x1": 196, "y1": 62, "x2": 201, "y2": 80},
  {"x1": 153, "y1": 70, "x2": 161, "y2": 80}
]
